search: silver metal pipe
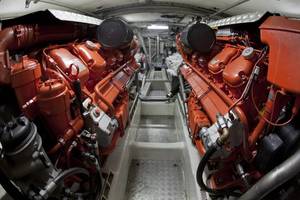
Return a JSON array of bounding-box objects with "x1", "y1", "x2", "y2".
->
[
  {"x1": 95, "y1": 2, "x2": 217, "y2": 18},
  {"x1": 178, "y1": 74, "x2": 187, "y2": 103},
  {"x1": 177, "y1": 93, "x2": 187, "y2": 125},
  {"x1": 148, "y1": 37, "x2": 152, "y2": 66},
  {"x1": 129, "y1": 94, "x2": 139, "y2": 120},
  {"x1": 209, "y1": 0, "x2": 250, "y2": 17},
  {"x1": 239, "y1": 148, "x2": 300, "y2": 200},
  {"x1": 125, "y1": 70, "x2": 139, "y2": 91},
  {"x1": 135, "y1": 70, "x2": 140, "y2": 93},
  {"x1": 156, "y1": 35, "x2": 160, "y2": 63},
  {"x1": 141, "y1": 73, "x2": 147, "y2": 89},
  {"x1": 178, "y1": 74, "x2": 188, "y2": 122},
  {"x1": 151, "y1": 53, "x2": 156, "y2": 60},
  {"x1": 136, "y1": 32, "x2": 148, "y2": 56}
]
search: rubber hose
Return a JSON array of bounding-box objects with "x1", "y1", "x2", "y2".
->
[
  {"x1": 196, "y1": 143, "x2": 241, "y2": 197},
  {"x1": 73, "y1": 80, "x2": 84, "y2": 115}
]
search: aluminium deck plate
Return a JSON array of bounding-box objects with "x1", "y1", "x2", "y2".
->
[{"x1": 125, "y1": 159, "x2": 187, "y2": 200}]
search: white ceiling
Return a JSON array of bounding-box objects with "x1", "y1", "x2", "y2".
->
[{"x1": 0, "y1": 0, "x2": 300, "y2": 21}]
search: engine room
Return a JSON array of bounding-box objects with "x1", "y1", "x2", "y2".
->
[{"x1": 0, "y1": 0, "x2": 300, "y2": 200}]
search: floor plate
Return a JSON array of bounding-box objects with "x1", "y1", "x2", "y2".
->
[
  {"x1": 148, "y1": 89, "x2": 166, "y2": 97},
  {"x1": 125, "y1": 160, "x2": 187, "y2": 200},
  {"x1": 139, "y1": 116, "x2": 175, "y2": 127},
  {"x1": 135, "y1": 128, "x2": 178, "y2": 143}
]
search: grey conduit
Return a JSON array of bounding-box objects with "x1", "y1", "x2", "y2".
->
[{"x1": 239, "y1": 148, "x2": 300, "y2": 200}]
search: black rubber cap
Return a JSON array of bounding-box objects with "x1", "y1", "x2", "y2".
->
[
  {"x1": 97, "y1": 18, "x2": 133, "y2": 49},
  {"x1": 0, "y1": 117, "x2": 34, "y2": 151},
  {"x1": 181, "y1": 23, "x2": 216, "y2": 53}
]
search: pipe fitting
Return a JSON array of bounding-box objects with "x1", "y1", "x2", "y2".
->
[{"x1": 217, "y1": 127, "x2": 230, "y2": 146}]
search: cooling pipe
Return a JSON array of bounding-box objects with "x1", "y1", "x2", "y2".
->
[
  {"x1": 0, "y1": 24, "x2": 87, "y2": 52},
  {"x1": 239, "y1": 147, "x2": 300, "y2": 200},
  {"x1": 0, "y1": 24, "x2": 88, "y2": 84}
]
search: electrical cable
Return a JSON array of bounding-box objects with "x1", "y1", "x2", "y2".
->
[
  {"x1": 228, "y1": 47, "x2": 268, "y2": 112},
  {"x1": 250, "y1": 83, "x2": 295, "y2": 127}
]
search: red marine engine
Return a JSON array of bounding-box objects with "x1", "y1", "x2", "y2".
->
[
  {"x1": 177, "y1": 14, "x2": 300, "y2": 198},
  {"x1": 0, "y1": 14, "x2": 139, "y2": 199}
]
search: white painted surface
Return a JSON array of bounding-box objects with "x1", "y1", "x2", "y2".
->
[
  {"x1": 1, "y1": 0, "x2": 300, "y2": 20},
  {"x1": 102, "y1": 70, "x2": 205, "y2": 200}
]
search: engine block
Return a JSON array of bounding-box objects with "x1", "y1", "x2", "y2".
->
[
  {"x1": 177, "y1": 15, "x2": 300, "y2": 194},
  {"x1": 0, "y1": 16, "x2": 139, "y2": 199}
]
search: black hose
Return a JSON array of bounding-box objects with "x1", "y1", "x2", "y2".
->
[
  {"x1": 73, "y1": 80, "x2": 84, "y2": 115},
  {"x1": 196, "y1": 142, "x2": 241, "y2": 197}
]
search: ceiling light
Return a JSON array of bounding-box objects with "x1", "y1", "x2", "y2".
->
[{"x1": 147, "y1": 24, "x2": 169, "y2": 30}]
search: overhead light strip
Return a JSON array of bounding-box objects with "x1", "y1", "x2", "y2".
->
[{"x1": 147, "y1": 24, "x2": 169, "y2": 30}]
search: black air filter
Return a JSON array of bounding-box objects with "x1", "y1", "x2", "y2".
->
[
  {"x1": 97, "y1": 18, "x2": 133, "y2": 49},
  {"x1": 181, "y1": 23, "x2": 216, "y2": 53},
  {"x1": 0, "y1": 117, "x2": 34, "y2": 151}
]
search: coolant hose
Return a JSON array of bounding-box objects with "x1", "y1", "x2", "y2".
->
[
  {"x1": 196, "y1": 142, "x2": 241, "y2": 197},
  {"x1": 239, "y1": 147, "x2": 300, "y2": 200}
]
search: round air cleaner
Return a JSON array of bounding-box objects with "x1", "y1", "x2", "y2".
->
[
  {"x1": 0, "y1": 116, "x2": 34, "y2": 151},
  {"x1": 181, "y1": 23, "x2": 216, "y2": 53},
  {"x1": 97, "y1": 18, "x2": 133, "y2": 49}
]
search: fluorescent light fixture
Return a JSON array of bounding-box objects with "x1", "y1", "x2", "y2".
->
[{"x1": 147, "y1": 24, "x2": 169, "y2": 30}]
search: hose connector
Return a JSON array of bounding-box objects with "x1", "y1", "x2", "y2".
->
[
  {"x1": 217, "y1": 127, "x2": 230, "y2": 146},
  {"x1": 216, "y1": 114, "x2": 230, "y2": 146}
]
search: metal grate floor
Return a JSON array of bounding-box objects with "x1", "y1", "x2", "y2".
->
[
  {"x1": 139, "y1": 116, "x2": 175, "y2": 127},
  {"x1": 153, "y1": 72, "x2": 163, "y2": 79},
  {"x1": 148, "y1": 89, "x2": 166, "y2": 97},
  {"x1": 136, "y1": 116, "x2": 177, "y2": 143},
  {"x1": 125, "y1": 160, "x2": 186, "y2": 200},
  {"x1": 135, "y1": 127, "x2": 178, "y2": 143}
]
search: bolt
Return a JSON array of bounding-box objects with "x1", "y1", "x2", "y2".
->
[
  {"x1": 7, "y1": 121, "x2": 14, "y2": 129},
  {"x1": 17, "y1": 117, "x2": 25, "y2": 126},
  {"x1": 229, "y1": 112, "x2": 235, "y2": 121},
  {"x1": 95, "y1": 109, "x2": 101, "y2": 116},
  {"x1": 217, "y1": 177, "x2": 224, "y2": 184}
]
